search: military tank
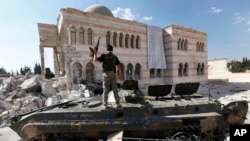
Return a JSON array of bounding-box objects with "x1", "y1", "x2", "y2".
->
[{"x1": 9, "y1": 81, "x2": 248, "y2": 141}]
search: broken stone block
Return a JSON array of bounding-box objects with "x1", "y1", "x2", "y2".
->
[
  {"x1": 22, "y1": 99, "x2": 29, "y2": 107},
  {"x1": 13, "y1": 78, "x2": 24, "y2": 85},
  {"x1": 16, "y1": 90, "x2": 26, "y2": 98},
  {"x1": 0, "y1": 77, "x2": 12, "y2": 96},
  {"x1": 52, "y1": 77, "x2": 67, "y2": 90},
  {"x1": 20, "y1": 107, "x2": 29, "y2": 114},
  {"x1": 0, "y1": 108, "x2": 4, "y2": 114},
  {"x1": 0, "y1": 100, "x2": 12, "y2": 110},
  {"x1": 8, "y1": 109, "x2": 16, "y2": 118},
  {"x1": 19, "y1": 75, "x2": 42, "y2": 92},
  {"x1": 45, "y1": 96, "x2": 59, "y2": 106},
  {"x1": 13, "y1": 105, "x2": 21, "y2": 112},
  {"x1": 0, "y1": 94, "x2": 5, "y2": 100},
  {"x1": 56, "y1": 90, "x2": 69, "y2": 99},
  {"x1": 13, "y1": 98, "x2": 22, "y2": 106},
  {"x1": 5, "y1": 90, "x2": 25, "y2": 101},
  {"x1": 41, "y1": 82, "x2": 56, "y2": 96},
  {"x1": 33, "y1": 97, "x2": 43, "y2": 108},
  {"x1": 0, "y1": 110, "x2": 9, "y2": 120},
  {"x1": 83, "y1": 89, "x2": 91, "y2": 97},
  {"x1": 67, "y1": 90, "x2": 80, "y2": 100},
  {"x1": 27, "y1": 102, "x2": 39, "y2": 112}
]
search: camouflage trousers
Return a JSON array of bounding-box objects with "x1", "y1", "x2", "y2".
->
[{"x1": 102, "y1": 71, "x2": 120, "y2": 105}]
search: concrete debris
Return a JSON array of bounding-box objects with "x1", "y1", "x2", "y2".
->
[
  {"x1": 45, "y1": 96, "x2": 60, "y2": 106},
  {"x1": 0, "y1": 74, "x2": 101, "y2": 127},
  {"x1": 0, "y1": 77, "x2": 15, "y2": 96},
  {"x1": 0, "y1": 100, "x2": 12, "y2": 110},
  {"x1": 41, "y1": 81, "x2": 56, "y2": 96},
  {"x1": 18, "y1": 75, "x2": 42, "y2": 92}
]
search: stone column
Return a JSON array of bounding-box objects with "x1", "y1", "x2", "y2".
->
[
  {"x1": 65, "y1": 47, "x2": 72, "y2": 91},
  {"x1": 60, "y1": 53, "x2": 65, "y2": 76},
  {"x1": 67, "y1": 27, "x2": 71, "y2": 45},
  {"x1": 110, "y1": 32, "x2": 113, "y2": 46},
  {"x1": 39, "y1": 45, "x2": 45, "y2": 78},
  {"x1": 113, "y1": 32, "x2": 117, "y2": 47},
  {"x1": 127, "y1": 35, "x2": 131, "y2": 48},
  {"x1": 122, "y1": 34, "x2": 125, "y2": 48},
  {"x1": 76, "y1": 28, "x2": 79, "y2": 44},
  {"x1": 53, "y1": 47, "x2": 59, "y2": 78},
  {"x1": 133, "y1": 35, "x2": 136, "y2": 49}
]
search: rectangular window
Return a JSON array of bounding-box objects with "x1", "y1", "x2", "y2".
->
[
  {"x1": 79, "y1": 32, "x2": 84, "y2": 44},
  {"x1": 71, "y1": 31, "x2": 76, "y2": 44}
]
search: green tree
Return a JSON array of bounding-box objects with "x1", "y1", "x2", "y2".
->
[
  {"x1": 20, "y1": 66, "x2": 31, "y2": 75},
  {"x1": 228, "y1": 57, "x2": 250, "y2": 72},
  {"x1": 33, "y1": 63, "x2": 41, "y2": 75},
  {"x1": 0, "y1": 67, "x2": 8, "y2": 74},
  {"x1": 16, "y1": 70, "x2": 19, "y2": 75}
]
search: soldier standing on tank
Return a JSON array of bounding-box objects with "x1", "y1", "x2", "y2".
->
[{"x1": 93, "y1": 43, "x2": 122, "y2": 109}]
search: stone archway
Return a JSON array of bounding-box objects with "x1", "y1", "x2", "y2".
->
[
  {"x1": 126, "y1": 63, "x2": 133, "y2": 80},
  {"x1": 86, "y1": 62, "x2": 95, "y2": 81},
  {"x1": 134, "y1": 63, "x2": 141, "y2": 80},
  {"x1": 72, "y1": 62, "x2": 82, "y2": 84}
]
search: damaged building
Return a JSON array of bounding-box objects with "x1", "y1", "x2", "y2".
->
[{"x1": 38, "y1": 4, "x2": 208, "y2": 90}]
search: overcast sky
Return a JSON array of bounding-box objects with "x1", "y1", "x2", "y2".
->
[{"x1": 1, "y1": 0, "x2": 250, "y2": 72}]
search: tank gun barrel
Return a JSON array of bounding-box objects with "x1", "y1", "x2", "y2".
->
[{"x1": 9, "y1": 99, "x2": 78, "y2": 124}]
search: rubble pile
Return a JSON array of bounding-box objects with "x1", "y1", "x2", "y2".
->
[{"x1": 0, "y1": 73, "x2": 97, "y2": 128}]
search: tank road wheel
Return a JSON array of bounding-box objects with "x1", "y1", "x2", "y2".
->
[
  {"x1": 222, "y1": 100, "x2": 248, "y2": 125},
  {"x1": 28, "y1": 134, "x2": 49, "y2": 141},
  {"x1": 170, "y1": 132, "x2": 200, "y2": 141}
]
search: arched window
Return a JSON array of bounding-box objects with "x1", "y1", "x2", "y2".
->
[
  {"x1": 201, "y1": 63, "x2": 205, "y2": 75},
  {"x1": 196, "y1": 42, "x2": 205, "y2": 52},
  {"x1": 136, "y1": 35, "x2": 140, "y2": 49},
  {"x1": 72, "y1": 62, "x2": 82, "y2": 84},
  {"x1": 197, "y1": 63, "x2": 201, "y2": 75},
  {"x1": 150, "y1": 69, "x2": 155, "y2": 78},
  {"x1": 87, "y1": 28, "x2": 93, "y2": 45},
  {"x1": 201, "y1": 42, "x2": 205, "y2": 52},
  {"x1": 184, "y1": 39, "x2": 188, "y2": 50},
  {"x1": 106, "y1": 31, "x2": 111, "y2": 45},
  {"x1": 113, "y1": 32, "x2": 117, "y2": 47},
  {"x1": 131, "y1": 35, "x2": 135, "y2": 48},
  {"x1": 196, "y1": 42, "x2": 199, "y2": 52},
  {"x1": 86, "y1": 62, "x2": 94, "y2": 81},
  {"x1": 156, "y1": 69, "x2": 161, "y2": 78},
  {"x1": 125, "y1": 34, "x2": 129, "y2": 48},
  {"x1": 119, "y1": 33, "x2": 123, "y2": 47},
  {"x1": 178, "y1": 38, "x2": 181, "y2": 50},
  {"x1": 79, "y1": 28, "x2": 85, "y2": 44},
  {"x1": 134, "y1": 63, "x2": 141, "y2": 80},
  {"x1": 126, "y1": 63, "x2": 133, "y2": 80},
  {"x1": 183, "y1": 63, "x2": 188, "y2": 76},
  {"x1": 181, "y1": 39, "x2": 185, "y2": 50},
  {"x1": 199, "y1": 42, "x2": 201, "y2": 52},
  {"x1": 178, "y1": 63, "x2": 183, "y2": 77},
  {"x1": 70, "y1": 27, "x2": 76, "y2": 45}
]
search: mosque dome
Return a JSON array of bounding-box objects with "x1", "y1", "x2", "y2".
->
[{"x1": 84, "y1": 4, "x2": 114, "y2": 17}]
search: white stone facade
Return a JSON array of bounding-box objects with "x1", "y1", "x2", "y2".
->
[
  {"x1": 38, "y1": 5, "x2": 208, "y2": 90},
  {"x1": 164, "y1": 25, "x2": 208, "y2": 83},
  {"x1": 208, "y1": 58, "x2": 229, "y2": 80}
]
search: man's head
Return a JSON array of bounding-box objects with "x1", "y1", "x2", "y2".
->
[{"x1": 106, "y1": 45, "x2": 113, "y2": 51}]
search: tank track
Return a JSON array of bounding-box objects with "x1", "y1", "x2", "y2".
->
[{"x1": 25, "y1": 121, "x2": 226, "y2": 141}]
